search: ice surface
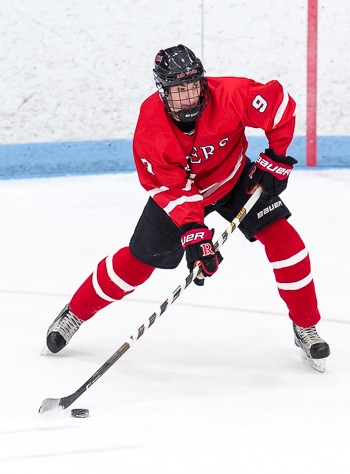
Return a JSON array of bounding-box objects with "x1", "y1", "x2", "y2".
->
[{"x1": 0, "y1": 170, "x2": 349, "y2": 473}]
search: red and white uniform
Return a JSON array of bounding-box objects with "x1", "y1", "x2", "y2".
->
[
  {"x1": 70, "y1": 77, "x2": 321, "y2": 329},
  {"x1": 133, "y1": 77, "x2": 296, "y2": 227}
]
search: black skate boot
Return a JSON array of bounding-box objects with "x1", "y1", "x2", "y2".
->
[
  {"x1": 293, "y1": 323, "x2": 330, "y2": 372},
  {"x1": 46, "y1": 304, "x2": 84, "y2": 353}
]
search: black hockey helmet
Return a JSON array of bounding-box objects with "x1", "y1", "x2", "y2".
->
[{"x1": 153, "y1": 44, "x2": 209, "y2": 122}]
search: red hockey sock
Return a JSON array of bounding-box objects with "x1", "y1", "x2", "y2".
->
[
  {"x1": 255, "y1": 218, "x2": 320, "y2": 327},
  {"x1": 70, "y1": 247, "x2": 155, "y2": 320}
]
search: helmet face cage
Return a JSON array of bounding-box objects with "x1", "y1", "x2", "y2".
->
[
  {"x1": 161, "y1": 77, "x2": 209, "y2": 122},
  {"x1": 153, "y1": 45, "x2": 209, "y2": 122}
]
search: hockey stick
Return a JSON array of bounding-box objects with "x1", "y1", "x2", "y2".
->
[{"x1": 39, "y1": 185, "x2": 263, "y2": 414}]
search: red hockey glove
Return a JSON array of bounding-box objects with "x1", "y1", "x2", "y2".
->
[
  {"x1": 180, "y1": 223, "x2": 222, "y2": 286},
  {"x1": 249, "y1": 148, "x2": 298, "y2": 197}
]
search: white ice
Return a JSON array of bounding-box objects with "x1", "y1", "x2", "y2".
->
[{"x1": 0, "y1": 169, "x2": 349, "y2": 473}]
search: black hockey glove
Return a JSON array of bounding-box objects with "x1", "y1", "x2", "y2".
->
[
  {"x1": 180, "y1": 223, "x2": 223, "y2": 286},
  {"x1": 248, "y1": 148, "x2": 298, "y2": 197}
]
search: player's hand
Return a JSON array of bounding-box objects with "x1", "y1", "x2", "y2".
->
[
  {"x1": 248, "y1": 148, "x2": 298, "y2": 197},
  {"x1": 180, "y1": 223, "x2": 222, "y2": 286}
]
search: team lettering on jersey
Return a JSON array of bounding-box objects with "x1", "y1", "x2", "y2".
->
[
  {"x1": 187, "y1": 137, "x2": 229, "y2": 164},
  {"x1": 133, "y1": 77, "x2": 296, "y2": 227}
]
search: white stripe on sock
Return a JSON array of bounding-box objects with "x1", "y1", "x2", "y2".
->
[
  {"x1": 105, "y1": 254, "x2": 135, "y2": 292},
  {"x1": 92, "y1": 269, "x2": 116, "y2": 302},
  {"x1": 276, "y1": 273, "x2": 313, "y2": 291},
  {"x1": 271, "y1": 248, "x2": 308, "y2": 269}
]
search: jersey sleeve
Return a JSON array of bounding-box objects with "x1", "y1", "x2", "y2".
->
[
  {"x1": 236, "y1": 79, "x2": 296, "y2": 156},
  {"x1": 133, "y1": 112, "x2": 204, "y2": 228}
]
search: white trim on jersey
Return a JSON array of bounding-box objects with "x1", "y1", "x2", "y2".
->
[
  {"x1": 164, "y1": 194, "x2": 203, "y2": 215},
  {"x1": 273, "y1": 86, "x2": 290, "y2": 128},
  {"x1": 148, "y1": 186, "x2": 169, "y2": 197},
  {"x1": 182, "y1": 178, "x2": 193, "y2": 191},
  {"x1": 200, "y1": 150, "x2": 244, "y2": 198}
]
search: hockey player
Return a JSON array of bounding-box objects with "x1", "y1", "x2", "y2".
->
[{"x1": 45, "y1": 44, "x2": 330, "y2": 371}]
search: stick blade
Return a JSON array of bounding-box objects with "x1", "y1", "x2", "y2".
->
[{"x1": 38, "y1": 398, "x2": 63, "y2": 414}]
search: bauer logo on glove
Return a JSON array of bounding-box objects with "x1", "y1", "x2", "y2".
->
[
  {"x1": 180, "y1": 223, "x2": 222, "y2": 286},
  {"x1": 181, "y1": 230, "x2": 207, "y2": 246},
  {"x1": 255, "y1": 154, "x2": 293, "y2": 178},
  {"x1": 249, "y1": 148, "x2": 298, "y2": 197}
]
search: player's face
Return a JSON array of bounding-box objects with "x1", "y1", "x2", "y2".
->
[{"x1": 167, "y1": 81, "x2": 201, "y2": 114}]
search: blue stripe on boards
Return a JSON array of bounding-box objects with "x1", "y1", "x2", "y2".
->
[
  {"x1": 0, "y1": 140, "x2": 134, "y2": 180},
  {"x1": 246, "y1": 136, "x2": 350, "y2": 168},
  {"x1": 0, "y1": 136, "x2": 349, "y2": 180}
]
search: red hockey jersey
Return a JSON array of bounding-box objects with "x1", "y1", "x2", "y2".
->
[{"x1": 133, "y1": 76, "x2": 296, "y2": 228}]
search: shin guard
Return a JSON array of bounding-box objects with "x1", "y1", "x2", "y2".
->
[
  {"x1": 255, "y1": 218, "x2": 321, "y2": 327},
  {"x1": 70, "y1": 247, "x2": 155, "y2": 320}
]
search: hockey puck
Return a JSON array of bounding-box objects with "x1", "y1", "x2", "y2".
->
[{"x1": 71, "y1": 408, "x2": 89, "y2": 418}]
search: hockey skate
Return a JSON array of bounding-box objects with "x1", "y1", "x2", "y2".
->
[
  {"x1": 293, "y1": 323, "x2": 330, "y2": 373},
  {"x1": 45, "y1": 304, "x2": 84, "y2": 354}
]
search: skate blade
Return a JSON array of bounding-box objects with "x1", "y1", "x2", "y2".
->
[
  {"x1": 40, "y1": 345, "x2": 51, "y2": 356},
  {"x1": 301, "y1": 352, "x2": 326, "y2": 373}
]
